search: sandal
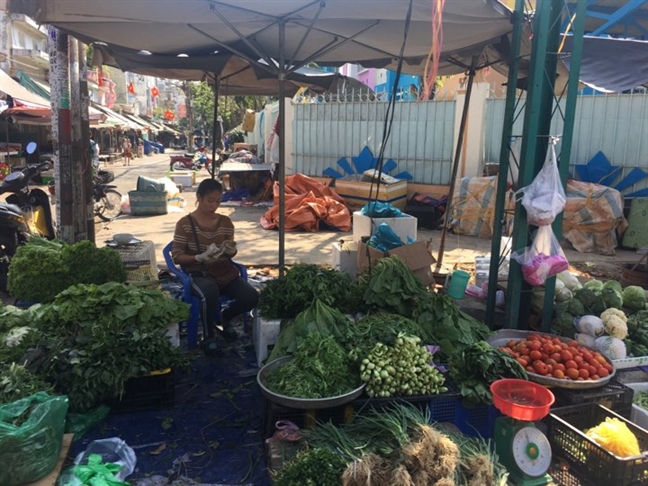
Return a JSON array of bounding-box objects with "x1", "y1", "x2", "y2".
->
[
  {"x1": 220, "y1": 324, "x2": 238, "y2": 342},
  {"x1": 201, "y1": 337, "x2": 221, "y2": 357}
]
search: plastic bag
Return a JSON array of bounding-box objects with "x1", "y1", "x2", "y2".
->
[
  {"x1": 512, "y1": 225, "x2": 569, "y2": 286},
  {"x1": 574, "y1": 315, "x2": 605, "y2": 337},
  {"x1": 0, "y1": 392, "x2": 69, "y2": 486},
  {"x1": 595, "y1": 336, "x2": 627, "y2": 360},
  {"x1": 58, "y1": 437, "x2": 137, "y2": 486},
  {"x1": 360, "y1": 201, "x2": 404, "y2": 218},
  {"x1": 368, "y1": 222, "x2": 404, "y2": 251},
  {"x1": 519, "y1": 139, "x2": 566, "y2": 226}
]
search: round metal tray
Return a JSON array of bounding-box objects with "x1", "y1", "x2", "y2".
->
[
  {"x1": 257, "y1": 356, "x2": 366, "y2": 409},
  {"x1": 487, "y1": 329, "x2": 616, "y2": 390}
]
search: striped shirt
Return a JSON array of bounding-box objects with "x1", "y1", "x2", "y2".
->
[{"x1": 172, "y1": 214, "x2": 239, "y2": 286}]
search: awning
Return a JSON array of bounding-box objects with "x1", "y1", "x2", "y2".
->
[
  {"x1": 92, "y1": 104, "x2": 140, "y2": 129},
  {"x1": 123, "y1": 113, "x2": 156, "y2": 130},
  {"x1": 16, "y1": 70, "x2": 50, "y2": 100},
  {"x1": 0, "y1": 69, "x2": 49, "y2": 107}
]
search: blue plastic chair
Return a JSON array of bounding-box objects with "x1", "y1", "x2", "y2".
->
[{"x1": 162, "y1": 242, "x2": 249, "y2": 347}]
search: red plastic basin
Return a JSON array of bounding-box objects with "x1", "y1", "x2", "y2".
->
[{"x1": 490, "y1": 379, "x2": 555, "y2": 421}]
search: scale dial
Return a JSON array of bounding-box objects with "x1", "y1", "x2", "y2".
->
[{"x1": 511, "y1": 426, "x2": 552, "y2": 477}]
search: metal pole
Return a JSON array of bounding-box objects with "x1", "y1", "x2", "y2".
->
[
  {"x1": 435, "y1": 58, "x2": 477, "y2": 271},
  {"x1": 278, "y1": 21, "x2": 286, "y2": 274},
  {"x1": 486, "y1": 0, "x2": 524, "y2": 328},
  {"x1": 542, "y1": 0, "x2": 588, "y2": 329},
  {"x1": 505, "y1": 0, "x2": 562, "y2": 330},
  {"x1": 211, "y1": 78, "x2": 219, "y2": 179}
]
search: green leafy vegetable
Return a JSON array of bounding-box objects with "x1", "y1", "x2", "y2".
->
[
  {"x1": 7, "y1": 238, "x2": 126, "y2": 303},
  {"x1": 273, "y1": 448, "x2": 347, "y2": 486},
  {"x1": 265, "y1": 333, "x2": 357, "y2": 399},
  {"x1": 449, "y1": 341, "x2": 527, "y2": 406},
  {"x1": 258, "y1": 264, "x2": 357, "y2": 319},
  {"x1": 362, "y1": 256, "x2": 425, "y2": 317},
  {"x1": 0, "y1": 363, "x2": 52, "y2": 403}
]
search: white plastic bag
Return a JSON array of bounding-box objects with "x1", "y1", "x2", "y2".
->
[
  {"x1": 58, "y1": 437, "x2": 136, "y2": 485},
  {"x1": 518, "y1": 138, "x2": 566, "y2": 226},
  {"x1": 511, "y1": 225, "x2": 569, "y2": 286}
]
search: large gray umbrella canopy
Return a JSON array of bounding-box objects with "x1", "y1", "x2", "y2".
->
[{"x1": 10, "y1": 0, "x2": 512, "y2": 76}]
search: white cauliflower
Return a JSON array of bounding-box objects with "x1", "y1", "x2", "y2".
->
[{"x1": 600, "y1": 308, "x2": 628, "y2": 339}]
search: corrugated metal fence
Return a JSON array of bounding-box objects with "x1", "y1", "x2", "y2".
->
[
  {"x1": 483, "y1": 91, "x2": 648, "y2": 193},
  {"x1": 291, "y1": 90, "x2": 648, "y2": 190},
  {"x1": 292, "y1": 94, "x2": 456, "y2": 184}
]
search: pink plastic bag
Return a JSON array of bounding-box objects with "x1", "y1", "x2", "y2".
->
[{"x1": 512, "y1": 225, "x2": 569, "y2": 286}]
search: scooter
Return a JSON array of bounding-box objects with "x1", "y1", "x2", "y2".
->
[
  {"x1": 0, "y1": 142, "x2": 56, "y2": 292},
  {"x1": 169, "y1": 147, "x2": 216, "y2": 175}
]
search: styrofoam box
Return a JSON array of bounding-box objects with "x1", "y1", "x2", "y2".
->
[
  {"x1": 332, "y1": 241, "x2": 358, "y2": 279},
  {"x1": 626, "y1": 383, "x2": 648, "y2": 429},
  {"x1": 352, "y1": 212, "x2": 417, "y2": 243},
  {"x1": 253, "y1": 316, "x2": 281, "y2": 367},
  {"x1": 170, "y1": 171, "x2": 194, "y2": 188}
]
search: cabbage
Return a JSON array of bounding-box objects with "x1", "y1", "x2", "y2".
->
[
  {"x1": 622, "y1": 285, "x2": 647, "y2": 312},
  {"x1": 584, "y1": 279, "x2": 604, "y2": 293},
  {"x1": 602, "y1": 287, "x2": 623, "y2": 309},
  {"x1": 603, "y1": 280, "x2": 623, "y2": 294}
]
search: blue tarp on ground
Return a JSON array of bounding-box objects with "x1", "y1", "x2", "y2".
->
[{"x1": 69, "y1": 339, "x2": 272, "y2": 485}]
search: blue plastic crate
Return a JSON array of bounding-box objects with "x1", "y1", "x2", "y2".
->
[
  {"x1": 453, "y1": 401, "x2": 501, "y2": 438},
  {"x1": 429, "y1": 394, "x2": 460, "y2": 423}
]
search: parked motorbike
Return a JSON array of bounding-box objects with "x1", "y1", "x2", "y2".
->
[
  {"x1": 169, "y1": 147, "x2": 216, "y2": 175},
  {"x1": 47, "y1": 170, "x2": 122, "y2": 222},
  {"x1": 0, "y1": 142, "x2": 56, "y2": 292}
]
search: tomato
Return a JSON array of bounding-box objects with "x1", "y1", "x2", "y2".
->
[
  {"x1": 529, "y1": 341, "x2": 542, "y2": 351},
  {"x1": 568, "y1": 340, "x2": 579, "y2": 348},
  {"x1": 545, "y1": 358, "x2": 557, "y2": 366},
  {"x1": 526, "y1": 366, "x2": 535, "y2": 373},
  {"x1": 588, "y1": 365, "x2": 598, "y2": 376},
  {"x1": 581, "y1": 350, "x2": 593, "y2": 362},
  {"x1": 565, "y1": 360, "x2": 578, "y2": 370},
  {"x1": 553, "y1": 369, "x2": 565, "y2": 379},
  {"x1": 594, "y1": 354, "x2": 607, "y2": 365},
  {"x1": 554, "y1": 363, "x2": 566, "y2": 373},
  {"x1": 533, "y1": 361, "x2": 549, "y2": 375},
  {"x1": 529, "y1": 350, "x2": 543, "y2": 361},
  {"x1": 516, "y1": 358, "x2": 529, "y2": 368},
  {"x1": 579, "y1": 368, "x2": 590, "y2": 379},
  {"x1": 604, "y1": 363, "x2": 613, "y2": 373},
  {"x1": 528, "y1": 334, "x2": 541, "y2": 341},
  {"x1": 566, "y1": 368, "x2": 580, "y2": 380},
  {"x1": 591, "y1": 374, "x2": 600, "y2": 380},
  {"x1": 574, "y1": 355, "x2": 584, "y2": 365},
  {"x1": 507, "y1": 339, "x2": 517, "y2": 349},
  {"x1": 560, "y1": 350, "x2": 574, "y2": 362},
  {"x1": 551, "y1": 352, "x2": 562, "y2": 362},
  {"x1": 543, "y1": 344, "x2": 556, "y2": 354}
]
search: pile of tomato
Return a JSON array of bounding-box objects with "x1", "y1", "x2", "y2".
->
[{"x1": 499, "y1": 334, "x2": 613, "y2": 381}]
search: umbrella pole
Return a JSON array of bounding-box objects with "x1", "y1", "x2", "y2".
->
[
  {"x1": 434, "y1": 58, "x2": 477, "y2": 271},
  {"x1": 211, "y1": 77, "x2": 220, "y2": 179},
  {"x1": 278, "y1": 21, "x2": 286, "y2": 275}
]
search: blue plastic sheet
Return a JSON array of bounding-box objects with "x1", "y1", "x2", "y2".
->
[
  {"x1": 360, "y1": 201, "x2": 404, "y2": 218},
  {"x1": 368, "y1": 222, "x2": 404, "y2": 251}
]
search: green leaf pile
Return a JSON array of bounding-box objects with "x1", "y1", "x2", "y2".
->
[{"x1": 7, "y1": 238, "x2": 127, "y2": 303}]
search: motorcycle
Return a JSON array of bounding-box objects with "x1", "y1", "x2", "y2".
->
[
  {"x1": 0, "y1": 142, "x2": 56, "y2": 292},
  {"x1": 47, "y1": 170, "x2": 122, "y2": 222},
  {"x1": 169, "y1": 147, "x2": 216, "y2": 175}
]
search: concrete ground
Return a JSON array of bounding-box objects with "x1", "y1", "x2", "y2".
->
[{"x1": 93, "y1": 149, "x2": 641, "y2": 280}]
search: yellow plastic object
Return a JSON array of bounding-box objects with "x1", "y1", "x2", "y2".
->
[{"x1": 585, "y1": 417, "x2": 641, "y2": 457}]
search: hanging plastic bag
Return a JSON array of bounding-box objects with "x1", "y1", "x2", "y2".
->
[
  {"x1": 519, "y1": 138, "x2": 566, "y2": 226},
  {"x1": 512, "y1": 225, "x2": 569, "y2": 286}
]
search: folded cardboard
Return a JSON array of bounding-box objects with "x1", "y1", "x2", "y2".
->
[{"x1": 356, "y1": 240, "x2": 435, "y2": 285}]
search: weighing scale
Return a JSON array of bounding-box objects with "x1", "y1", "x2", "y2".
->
[{"x1": 491, "y1": 379, "x2": 555, "y2": 486}]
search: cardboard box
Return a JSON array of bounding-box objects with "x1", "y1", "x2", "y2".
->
[
  {"x1": 356, "y1": 240, "x2": 435, "y2": 285},
  {"x1": 335, "y1": 179, "x2": 408, "y2": 210},
  {"x1": 352, "y1": 211, "x2": 417, "y2": 243}
]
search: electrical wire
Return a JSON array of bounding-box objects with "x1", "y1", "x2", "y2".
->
[
  {"x1": 421, "y1": 0, "x2": 445, "y2": 101},
  {"x1": 367, "y1": 0, "x2": 414, "y2": 216}
]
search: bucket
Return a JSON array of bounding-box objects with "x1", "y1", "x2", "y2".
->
[{"x1": 446, "y1": 270, "x2": 470, "y2": 299}]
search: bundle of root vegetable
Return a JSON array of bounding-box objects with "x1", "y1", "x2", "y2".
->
[{"x1": 299, "y1": 403, "x2": 508, "y2": 486}]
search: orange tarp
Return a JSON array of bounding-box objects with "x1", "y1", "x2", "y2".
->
[{"x1": 260, "y1": 173, "x2": 351, "y2": 232}]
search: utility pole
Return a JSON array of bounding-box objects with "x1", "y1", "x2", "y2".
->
[
  {"x1": 185, "y1": 82, "x2": 194, "y2": 149},
  {"x1": 78, "y1": 41, "x2": 94, "y2": 242},
  {"x1": 48, "y1": 27, "x2": 76, "y2": 243},
  {"x1": 69, "y1": 36, "x2": 87, "y2": 241}
]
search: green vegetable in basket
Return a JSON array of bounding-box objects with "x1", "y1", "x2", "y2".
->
[
  {"x1": 633, "y1": 391, "x2": 648, "y2": 411},
  {"x1": 273, "y1": 447, "x2": 348, "y2": 486}
]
